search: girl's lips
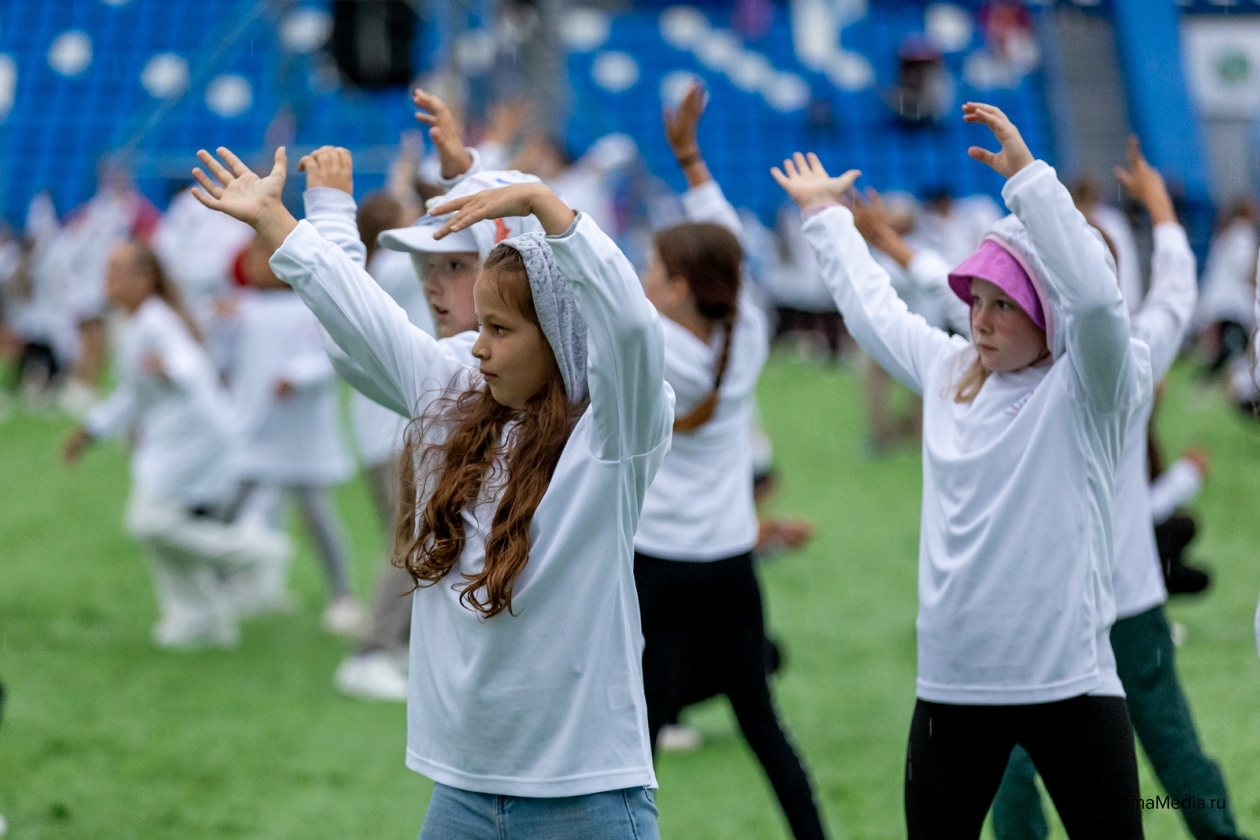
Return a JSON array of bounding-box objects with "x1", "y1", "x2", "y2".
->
[{"x1": 480, "y1": 369, "x2": 497, "y2": 379}]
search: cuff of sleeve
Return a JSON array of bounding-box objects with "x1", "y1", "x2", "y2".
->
[
  {"x1": 1000, "y1": 159, "x2": 1053, "y2": 206},
  {"x1": 303, "y1": 187, "x2": 357, "y2": 216},
  {"x1": 1152, "y1": 221, "x2": 1189, "y2": 250},
  {"x1": 546, "y1": 211, "x2": 585, "y2": 242},
  {"x1": 681, "y1": 180, "x2": 723, "y2": 213},
  {"x1": 802, "y1": 201, "x2": 841, "y2": 219},
  {"x1": 438, "y1": 147, "x2": 481, "y2": 187}
]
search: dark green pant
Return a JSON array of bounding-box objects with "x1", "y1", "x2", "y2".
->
[{"x1": 991, "y1": 605, "x2": 1245, "y2": 840}]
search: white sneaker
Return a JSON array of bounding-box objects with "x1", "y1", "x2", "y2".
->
[
  {"x1": 1, "y1": 811, "x2": 8, "y2": 836},
  {"x1": 322, "y1": 596, "x2": 364, "y2": 636},
  {"x1": 657, "y1": 724, "x2": 703, "y2": 752},
  {"x1": 335, "y1": 652, "x2": 408, "y2": 701},
  {"x1": 152, "y1": 615, "x2": 239, "y2": 650}
]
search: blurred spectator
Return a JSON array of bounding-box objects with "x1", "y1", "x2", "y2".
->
[
  {"x1": 978, "y1": 0, "x2": 1038, "y2": 71},
  {"x1": 889, "y1": 35, "x2": 955, "y2": 127},
  {"x1": 1072, "y1": 176, "x2": 1144, "y2": 313},
  {"x1": 1194, "y1": 201, "x2": 1258, "y2": 376}
]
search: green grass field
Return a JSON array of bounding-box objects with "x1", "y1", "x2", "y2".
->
[{"x1": 1, "y1": 352, "x2": 1258, "y2": 839}]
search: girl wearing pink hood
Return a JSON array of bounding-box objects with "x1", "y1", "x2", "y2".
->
[{"x1": 774, "y1": 103, "x2": 1150, "y2": 838}]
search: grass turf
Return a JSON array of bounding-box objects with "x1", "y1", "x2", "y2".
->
[{"x1": 0, "y1": 352, "x2": 1257, "y2": 839}]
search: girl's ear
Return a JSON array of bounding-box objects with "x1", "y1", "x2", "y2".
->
[{"x1": 665, "y1": 273, "x2": 693, "y2": 306}]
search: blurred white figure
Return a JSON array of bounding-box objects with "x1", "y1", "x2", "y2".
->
[
  {"x1": 1195, "y1": 203, "x2": 1258, "y2": 375},
  {"x1": 514, "y1": 132, "x2": 637, "y2": 236},
  {"x1": 224, "y1": 237, "x2": 360, "y2": 634},
  {"x1": 915, "y1": 189, "x2": 1004, "y2": 267},
  {"x1": 48, "y1": 163, "x2": 162, "y2": 411},
  {"x1": 1070, "y1": 178, "x2": 1143, "y2": 313},
  {"x1": 63, "y1": 241, "x2": 289, "y2": 649}
]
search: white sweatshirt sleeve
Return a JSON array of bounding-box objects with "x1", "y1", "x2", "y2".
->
[
  {"x1": 84, "y1": 380, "x2": 137, "y2": 439},
  {"x1": 548, "y1": 213, "x2": 673, "y2": 461},
  {"x1": 1131, "y1": 223, "x2": 1197, "y2": 381},
  {"x1": 1149, "y1": 458, "x2": 1204, "y2": 524},
  {"x1": 801, "y1": 205, "x2": 961, "y2": 395},
  {"x1": 269, "y1": 221, "x2": 468, "y2": 419},
  {"x1": 681, "y1": 181, "x2": 744, "y2": 244},
  {"x1": 303, "y1": 188, "x2": 366, "y2": 268},
  {"x1": 1003, "y1": 161, "x2": 1143, "y2": 414},
  {"x1": 908, "y1": 249, "x2": 971, "y2": 337}
]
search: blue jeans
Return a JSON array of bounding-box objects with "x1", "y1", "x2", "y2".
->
[{"x1": 419, "y1": 784, "x2": 660, "y2": 840}]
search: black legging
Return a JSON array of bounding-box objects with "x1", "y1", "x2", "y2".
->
[
  {"x1": 905, "y1": 695, "x2": 1143, "y2": 840},
  {"x1": 634, "y1": 551, "x2": 827, "y2": 840}
]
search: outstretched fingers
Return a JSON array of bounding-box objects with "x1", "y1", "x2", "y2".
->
[
  {"x1": 196, "y1": 149, "x2": 234, "y2": 186},
  {"x1": 191, "y1": 167, "x2": 225, "y2": 200},
  {"x1": 217, "y1": 146, "x2": 252, "y2": 178}
]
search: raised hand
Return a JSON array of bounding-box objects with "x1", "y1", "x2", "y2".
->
[
  {"x1": 663, "y1": 80, "x2": 713, "y2": 187},
  {"x1": 849, "y1": 188, "x2": 915, "y2": 268},
  {"x1": 413, "y1": 88, "x2": 474, "y2": 181},
  {"x1": 429, "y1": 183, "x2": 576, "y2": 238},
  {"x1": 192, "y1": 147, "x2": 297, "y2": 249},
  {"x1": 299, "y1": 145, "x2": 354, "y2": 195},
  {"x1": 770, "y1": 152, "x2": 861, "y2": 210},
  {"x1": 1115, "y1": 136, "x2": 1176, "y2": 225},
  {"x1": 963, "y1": 102, "x2": 1034, "y2": 179}
]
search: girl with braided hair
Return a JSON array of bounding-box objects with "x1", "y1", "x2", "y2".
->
[{"x1": 633, "y1": 82, "x2": 829, "y2": 840}]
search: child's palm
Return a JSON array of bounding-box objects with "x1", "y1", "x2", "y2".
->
[{"x1": 192, "y1": 147, "x2": 287, "y2": 226}]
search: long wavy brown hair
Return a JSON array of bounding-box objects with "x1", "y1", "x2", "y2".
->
[{"x1": 392, "y1": 245, "x2": 586, "y2": 618}]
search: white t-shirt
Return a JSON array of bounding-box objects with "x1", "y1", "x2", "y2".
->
[
  {"x1": 227, "y1": 288, "x2": 353, "y2": 486},
  {"x1": 270, "y1": 212, "x2": 673, "y2": 797},
  {"x1": 1112, "y1": 223, "x2": 1197, "y2": 620},
  {"x1": 802, "y1": 161, "x2": 1150, "y2": 705},
  {"x1": 85, "y1": 297, "x2": 237, "y2": 505},
  {"x1": 635, "y1": 182, "x2": 767, "y2": 561}
]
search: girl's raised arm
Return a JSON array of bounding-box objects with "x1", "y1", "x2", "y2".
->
[
  {"x1": 192, "y1": 146, "x2": 465, "y2": 417},
  {"x1": 665, "y1": 81, "x2": 744, "y2": 240},
  {"x1": 431, "y1": 183, "x2": 673, "y2": 462},
  {"x1": 772, "y1": 153, "x2": 961, "y2": 395},
  {"x1": 1115, "y1": 137, "x2": 1196, "y2": 380},
  {"x1": 966, "y1": 103, "x2": 1148, "y2": 413}
]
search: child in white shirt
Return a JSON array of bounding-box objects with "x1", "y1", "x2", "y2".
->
[
  {"x1": 774, "y1": 103, "x2": 1150, "y2": 837},
  {"x1": 191, "y1": 143, "x2": 671, "y2": 838}
]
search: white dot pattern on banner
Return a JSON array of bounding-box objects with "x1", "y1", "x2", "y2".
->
[
  {"x1": 964, "y1": 51, "x2": 1021, "y2": 91},
  {"x1": 280, "y1": 9, "x2": 333, "y2": 54},
  {"x1": 925, "y1": 3, "x2": 973, "y2": 53},
  {"x1": 100, "y1": 0, "x2": 132, "y2": 6},
  {"x1": 206, "y1": 74, "x2": 253, "y2": 117},
  {"x1": 728, "y1": 52, "x2": 774, "y2": 92},
  {"x1": 826, "y1": 50, "x2": 875, "y2": 91},
  {"x1": 659, "y1": 6, "x2": 709, "y2": 50},
  {"x1": 48, "y1": 31, "x2": 92, "y2": 77},
  {"x1": 592, "y1": 51, "x2": 640, "y2": 93},
  {"x1": 141, "y1": 53, "x2": 189, "y2": 99},
  {"x1": 561, "y1": 9, "x2": 611, "y2": 52},
  {"x1": 762, "y1": 73, "x2": 811, "y2": 112},
  {"x1": 0, "y1": 54, "x2": 14, "y2": 121},
  {"x1": 694, "y1": 29, "x2": 741, "y2": 72}
]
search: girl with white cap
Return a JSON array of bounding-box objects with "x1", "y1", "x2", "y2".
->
[
  {"x1": 773, "y1": 103, "x2": 1150, "y2": 837},
  {"x1": 191, "y1": 144, "x2": 672, "y2": 839},
  {"x1": 632, "y1": 81, "x2": 829, "y2": 840}
]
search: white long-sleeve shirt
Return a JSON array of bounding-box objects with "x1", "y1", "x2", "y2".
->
[
  {"x1": 1195, "y1": 219, "x2": 1258, "y2": 331},
  {"x1": 635, "y1": 181, "x2": 768, "y2": 561},
  {"x1": 84, "y1": 297, "x2": 237, "y2": 505},
  {"x1": 227, "y1": 288, "x2": 353, "y2": 486},
  {"x1": 802, "y1": 161, "x2": 1150, "y2": 705},
  {"x1": 1112, "y1": 223, "x2": 1197, "y2": 620},
  {"x1": 269, "y1": 212, "x2": 673, "y2": 797}
]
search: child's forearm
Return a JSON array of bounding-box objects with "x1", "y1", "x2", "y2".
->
[
  {"x1": 531, "y1": 188, "x2": 579, "y2": 236},
  {"x1": 255, "y1": 202, "x2": 299, "y2": 254}
]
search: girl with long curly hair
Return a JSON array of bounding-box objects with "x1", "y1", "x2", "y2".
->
[{"x1": 191, "y1": 145, "x2": 672, "y2": 840}]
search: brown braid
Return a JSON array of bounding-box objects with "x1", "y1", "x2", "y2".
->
[{"x1": 653, "y1": 221, "x2": 742, "y2": 432}]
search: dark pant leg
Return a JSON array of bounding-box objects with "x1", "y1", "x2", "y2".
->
[
  {"x1": 904, "y1": 700, "x2": 1017, "y2": 840},
  {"x1": 1114, "y1": 607, "x2": 1244, "y2": 840},
  {"x1": 712, "y1": 555, "x2": 827, "y2": 840},
  {"x1": 633, "y1": 553, "x2": 699, "y2": 747},
  {"x1": 991, "y1": 745, "x2": 1050, "y2": 840},
  {"x1": 1019, "y1": 695, "x2": 1143, "y2": 840},
  {"x1": 358, "y1": 460, "x2": 413, "y2": 655}
]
